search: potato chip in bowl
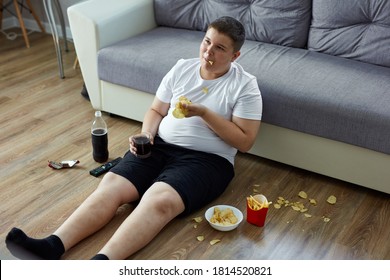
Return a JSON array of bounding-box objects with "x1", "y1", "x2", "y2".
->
[{"x1": 205, "y1": 205, "x2": 243, "y2": 231}]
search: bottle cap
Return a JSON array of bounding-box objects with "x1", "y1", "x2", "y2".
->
[{"x1": 95, "y1": 111, "x2": 102, "y2": 117}]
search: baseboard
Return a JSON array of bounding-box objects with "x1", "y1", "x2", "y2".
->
[{"x1": 1, "y1": 16, "x2": 73, "y2": 41}]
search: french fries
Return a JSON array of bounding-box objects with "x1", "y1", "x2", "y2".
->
[{"x1": 247, "y1": 194, "x2": 269, "y2": 211}]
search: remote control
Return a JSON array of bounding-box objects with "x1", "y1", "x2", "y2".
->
[{"x1": 89, "y1": 157, "x2": 122, "y2": 177}]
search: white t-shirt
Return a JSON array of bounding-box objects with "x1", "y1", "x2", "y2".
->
[{"x1": 157, "y1": 58, "x2": 262, "y2": 165}]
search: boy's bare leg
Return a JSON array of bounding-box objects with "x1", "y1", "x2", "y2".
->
[
  {"x1": 97, "y1": 182, "x2": 185, "y2": 260},
  {"x1": 6, "y1": 172, "x2": 139, "y2": 259},
  {"x1": 54, "y1": 172, "x2": 140, "y2": 251},
  {"x1": 6, "y1": 174, "x2": 184, "y2": 260}
]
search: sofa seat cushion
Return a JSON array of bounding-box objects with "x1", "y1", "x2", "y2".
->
[
  {"x1": 238, "y1": 41, "x2": 390, "y2": 155},
  {"x1": 98, "y1": 27, "x2": 390, "y2": 155},
  {"x1": 98, "y1": 27, "x2": 205, "y2": 94}
]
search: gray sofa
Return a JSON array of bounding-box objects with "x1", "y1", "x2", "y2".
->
[{"x1": 68, "y1": 0, "x2": 390, "y2": 194}]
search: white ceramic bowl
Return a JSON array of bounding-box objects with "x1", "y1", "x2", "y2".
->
[{"x1": 205, "y1": 205, "x2": 243, "y2": 231}]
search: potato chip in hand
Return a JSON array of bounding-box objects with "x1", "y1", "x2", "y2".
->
[{"x1": 172, "y1": 96, "x2": 191, "y2": 118}]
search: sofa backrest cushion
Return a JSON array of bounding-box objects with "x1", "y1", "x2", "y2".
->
[
  {"x1": 154, "y1": 0, "x2": 312, "y2": 48},
  {"x1": 308, "y1": 0, "x2": 390, "y2": 67}
]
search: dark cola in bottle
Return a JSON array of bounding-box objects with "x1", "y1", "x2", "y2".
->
[{"x1": 91, "y1": 111, "x2": 109, "y2": 163}]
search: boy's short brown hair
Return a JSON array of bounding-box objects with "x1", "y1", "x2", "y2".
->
[{"x1": 208, "y1": 16, "x2": 246, "y2": 52}]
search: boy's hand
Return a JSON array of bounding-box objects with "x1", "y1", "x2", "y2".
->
[{"x1": 182, "y1": 103, "x2": 207, "y2": 118}]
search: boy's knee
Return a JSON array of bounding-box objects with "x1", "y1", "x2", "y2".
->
[
  {"x1": 146, "y1": 184, "x2": 185, "y2": 217},
  {"x1": 96, "y1": 172, "x2": 139, "y2": 204}
]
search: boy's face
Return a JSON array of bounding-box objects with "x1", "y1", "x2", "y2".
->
[{"x1": 199, "y1": 27, "x2": 240, "y2": 79}]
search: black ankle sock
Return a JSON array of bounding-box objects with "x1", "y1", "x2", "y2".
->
[
  {"x1": 91, "y1": 253, "x2": 109, "y2": 260},
  {"x1": 6, "y1": 227, "x2": 65, "y2": 260}
]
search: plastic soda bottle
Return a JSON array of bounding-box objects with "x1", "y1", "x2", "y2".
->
[{"x1": 91, "y1": 111, "x2": 108, "y2": 162}]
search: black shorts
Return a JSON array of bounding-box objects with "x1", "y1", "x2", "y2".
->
[{"x1": 110, "y1": 136, "x2": 234, "y2": 216}]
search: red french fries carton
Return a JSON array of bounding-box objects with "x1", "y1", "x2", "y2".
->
[{"x1": 246, "y1": 194, "x2": 269, "y2": 227}]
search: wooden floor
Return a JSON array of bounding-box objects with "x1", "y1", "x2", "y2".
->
[{"x1": 1, "y1": 31, "x2": 389, "y2": 260}]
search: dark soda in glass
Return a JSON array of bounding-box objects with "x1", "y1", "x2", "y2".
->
[{"x1": 133, "y1": 134, "x2": 151, "y2": 158}]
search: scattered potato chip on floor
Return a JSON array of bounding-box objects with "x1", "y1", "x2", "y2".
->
[
  {"x1": 327, "y1": 195, "x2": 337, "y2": 204},
  {"x1": 193, "y1": 217, "x2": 203, "y2": 223},
  {"x1": 197, "y1": 235, "x2": 205, "y2": 241},
  {"x1": 309, "y1": 198, "x2": 317, "y2": 206},
  {"x1": 292, "y1": 205, "x2": 301, "y2": 211},
  {"x1": 210, "y1": 239, "x2": 221, "y2": 245},
  {"x1": 256, "y1": 189, "x2": 337, "y2": 227},
  {"x1": 298, "y1": 191, "x2": 308, "y2": 199}
]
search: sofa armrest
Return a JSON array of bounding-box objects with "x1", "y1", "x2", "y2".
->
[{"x1": 68, "y1": 0, "x2": 156, "y2": 109}]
